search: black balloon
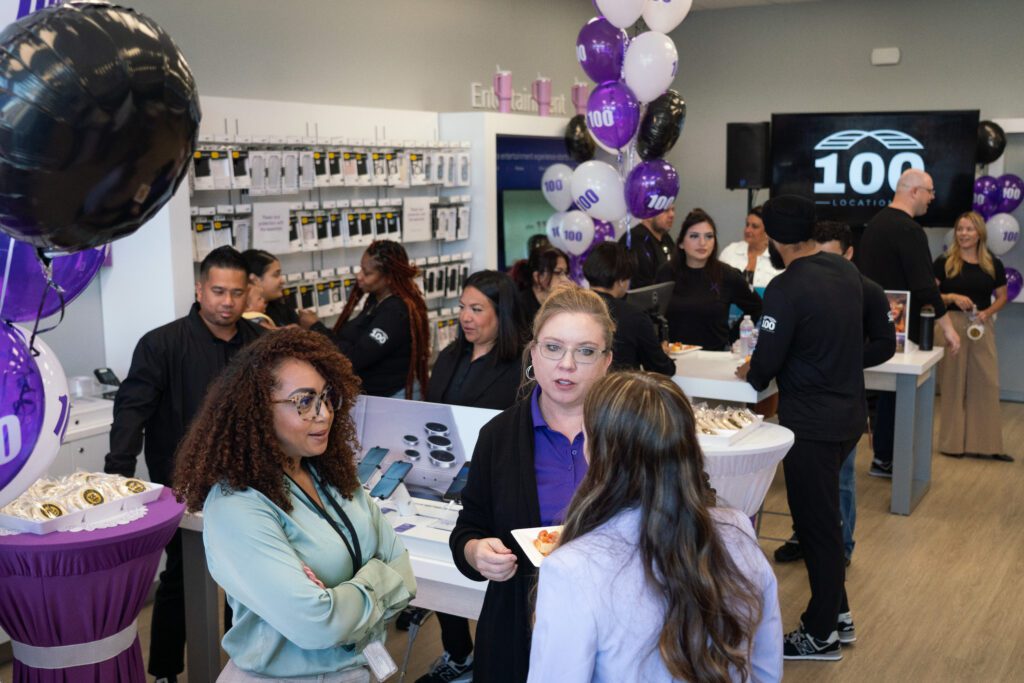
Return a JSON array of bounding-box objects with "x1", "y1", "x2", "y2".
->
[
  {"x1": 976, "y1": 120, "x2": 1007, "y2": 165},
  {"x1": 0, "y1": 2, "x2": 200, "y2": 252},
  {"x1": 565, "y1": 114, "x2": 596, "y2": 163},
  {"x1": 637, "y1": 90, "x2": 686, "y2": 161}
]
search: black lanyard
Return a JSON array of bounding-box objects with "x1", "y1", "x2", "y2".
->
[{"x1": 286, "y1": 466, "x2": 363, "y2": 573}]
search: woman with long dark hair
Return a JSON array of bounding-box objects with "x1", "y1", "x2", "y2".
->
[
  {"x1": 512, "y1": 245, "x2": 572, "y2": 324},
  {"x1": 305, "y1": 240, "x2": 430, "y2": 399},
  {"x1": 529, "y1": 372, "x2": 782, "y2": 682},
  {"x1": 656, "y1": 208, "x2": 762, "y2": 350},
  {"x1": 174, "y1": 328, "x2": 415, "y2": 681},
  {"x1": 242, "y1": 249, "x2": 294, "y2": 327}
]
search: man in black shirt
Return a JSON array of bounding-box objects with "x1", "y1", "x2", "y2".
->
[
  {"x1": 858, "y1": 169, "x2": 960, "y2": 477},
  {"x1": 738, "y1": 196, "x2": 865, "y2": 662},
  {"x1": 619, "y1": 206, "x2": 675, "y2": 288},
  {"x1": 105, "y1": 246, "x2": 264, "y2": 683},
  {"x1": 583, "y1": 242, "x2": 676, "y2": 375}
]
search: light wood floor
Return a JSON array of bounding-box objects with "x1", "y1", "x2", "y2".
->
[{"x1": 3, "y1": 398, "x2": 1022, "y2": 682}]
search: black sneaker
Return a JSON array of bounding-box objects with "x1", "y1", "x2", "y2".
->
[
  {"x1": 415, "y1": 651, "x2": 473, "y2": 683},
  {"x1": 773, "y1": 541, "x2": 803, "y2": 563},
  {"x1": 868, "y1": 459, "x2": 892, "y2": 478},
  {"x1": 837, "y1": 611, "x2": 856, "y2": 644},
  {"x1": 783, "y1": 626, "x2": 842, "y2": 661}
]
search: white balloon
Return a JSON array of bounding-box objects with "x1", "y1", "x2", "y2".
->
[
  {"x1": 642, "y1": 0, "x2": 693, "y2": 33},
  {"x1": 546, "y1": 212, "x2": 568, "y2": 250},
  {"x1": 560, "y1": 211, "x2": 597, "y2": 256},
  {"x1": 0, "y1": 327, "x2": 69, "y2": 509},
  {"x1": 541, "y1": 164, "x2": 574, "y2": 212},
  {"x1": 571, "y1": 161, "x2": 628, "y2": 223},
  {"x1": 623, "y1": 31, "x2": 678, "y2": 103},
  {"x1": 596, "y1": 0, "x2": 647, "y2": 29},
  {"x1": 986, "y1": 213, "x2": 1020, "y2": 256}
]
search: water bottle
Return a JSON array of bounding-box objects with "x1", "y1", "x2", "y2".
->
[{"x1": 739, "y1": 315, "x2": 755, "y2": 357}]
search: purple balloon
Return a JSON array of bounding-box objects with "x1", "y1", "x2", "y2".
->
[
  {"x1": 626, "y1": 160, "x2": 680, "y2": 219},
  {"x1": 586, "y1": 82, "x2": 640, "y2": 150},
  {"x1": 973, "y1": 175, "x2": 1000, "y2": 219},
  {"x1": 0, "y1": 324, "x2": 44, "y2": 490},
  {"x1": 1007, "y1": 267, "x2": 1022, "y2": 302},
  {"x1": 593, "y1": 219, "x2": 616, "y2": 243},
  {"x1": 0, "y1": 238, "x2": 105, "y2": 322},
  {"x1": 997, "y1": 174, "x2": 1024, "y2": 214},
  {"x1": 576, "y1": 18, "x2": 627, "y2": 84}
]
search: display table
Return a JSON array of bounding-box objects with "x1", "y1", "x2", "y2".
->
[
  {"x1": 0, "y1": 488, "x2": 184, "y2": 683},
  {"x1": 864, "y1": 347, "x2": 944, "y2": 515},
  {"x1": 673, "y1": 350, "x2": 778, "y2": 403},
  {"x1": 702, "y1": 423, "x2": 794, "y2": 517}
]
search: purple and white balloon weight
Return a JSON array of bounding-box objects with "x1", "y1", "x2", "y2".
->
[
  {"x1": 571, "y1": 160, "x2": 628, "y2": 223},
  {"x1": 560, "y1": 210, "x2": 597, "y2": 257},
  {"x1": 586, "y1": 81, "x2": 641, "y2": 151},
  {"x1": 623, "y1": 31, "x2": 678, "y2": 103},
  {"x1": 996, "y1": 174, "x2": 1024, "y2": 215},
  {"x1": 986, "y1": 213, "x2": 1020, "y2": 256},
  {"x1": 576, "y1": 17, "x2": 628, "y2": 84},
  {"x1": 626, "y1": 160, "x2": 680, "y2": 219},
  {"x1": 973, "y1": 175, "x2": 1000, "y2": 219},
  {"x1": 1005, "y1": 267, "x2": 1022, "y2": 302},
  {"x1": 0, "y1": 325, "x2": 70, "y2": 509},
  {"x1": 0, "y1": 239, "x2": 106, "y2": 322}
]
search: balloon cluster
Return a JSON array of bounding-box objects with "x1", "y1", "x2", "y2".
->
[
  {"x1": 543, "y1": 0, "x2": 691, "y2": 278},
  {"x1": 971, "y1": 174, "x2": 1022, "y2": 258},
  {"x1": 0, "y1": 2, "x2": 200, "y2": 509}
]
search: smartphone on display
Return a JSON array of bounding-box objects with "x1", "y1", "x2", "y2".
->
[
  {"x1": 442, "y1": 462, "x2": 471, "y2": 503},
  {"x1": 94, "y1": 367, "x2": 121, "y2": 400},
  {"x1": 369, "y1": 461, "x2": 413, "y2": 499},
  {"x1": 357, "y1": 447, "x2": 389, "y2": 485}
]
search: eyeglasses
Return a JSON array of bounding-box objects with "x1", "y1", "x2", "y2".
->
[
  {"x1": 535, "y1": 341, "x2": 607, "y2": 365},
  {"x1": 271, "y1": 386, "x2": 341, "y2": 420}
]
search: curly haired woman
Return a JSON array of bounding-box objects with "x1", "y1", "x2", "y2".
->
[{"x1": 175, "y1": 328, "x2": 416, "y2": 682}]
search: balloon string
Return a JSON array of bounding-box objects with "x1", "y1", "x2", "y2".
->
[
  {"x1": 0, "y1": 236, "x2": 14, "y2": 322},
  {"x1": 27, "y1": 250, "x2": 66, "y2": 356}
]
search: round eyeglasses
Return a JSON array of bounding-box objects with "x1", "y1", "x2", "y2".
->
[
  {"x1": 271, "y1": 386, "x2": 341, "y2": 420},
  {"x1": 535, "y1": 341, "x2": 607, "y2": 365}
]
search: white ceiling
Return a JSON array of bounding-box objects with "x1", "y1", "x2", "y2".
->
[{"x1": 693, "y1": 0, "x2": 821, "y2": 9}]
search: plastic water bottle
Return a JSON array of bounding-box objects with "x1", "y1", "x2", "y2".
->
[{"x1": 739, "y1": 315, "x2": 755, "y2": 357}]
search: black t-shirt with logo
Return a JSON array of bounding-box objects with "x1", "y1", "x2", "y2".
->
[
  {"x1": 933, "y1": 255, "x2": 1007, "y2": 311},
  {"x1": 746, "y1": 252, "x2": 866, "y2": 442},
  {"x1": 336, "y1": 294, "x2": 411, "y2": 396}
]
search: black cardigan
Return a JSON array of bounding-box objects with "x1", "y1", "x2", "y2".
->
[
  {"x1": 427, "y1": 341, "x2": 523, "y2": 410},
  {"x1": 449, "y1": 400, "x2": 540, "y2": 683}
]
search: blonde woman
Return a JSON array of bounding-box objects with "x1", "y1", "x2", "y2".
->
[{"x1": 933, "y1": 211, "x2": 1011, "y2": 461}]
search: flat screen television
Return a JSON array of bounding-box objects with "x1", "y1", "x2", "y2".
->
[
  {"x1": 770, "y1": 110, "x2": 979, "y2": 227},
  {"x1": 496, "y1": 135, "x2": 574, "y2": 271}
]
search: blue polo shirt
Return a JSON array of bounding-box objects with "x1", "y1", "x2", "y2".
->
[{"x1": 530, "y1": 386, "x2": 588, "y2": 525}]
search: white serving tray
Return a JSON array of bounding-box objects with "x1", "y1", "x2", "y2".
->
[
  {"x1": 697, "y1": 415, "x2": 764, "y2": 448},
  {"x1": 0, "y1": 483, "x2": 164, "y2": 535},
  {"x1": 511, "y1": 525, "x2": 564, "y2": 568}
]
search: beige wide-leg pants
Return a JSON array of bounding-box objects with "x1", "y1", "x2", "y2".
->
[{"x1": 937, "y1": 310, "x2": 1004, "y2": 455}]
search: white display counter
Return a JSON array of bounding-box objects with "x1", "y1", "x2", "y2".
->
[{"x1": 673, "y1": 350, "x2": 778, "y2": 404}]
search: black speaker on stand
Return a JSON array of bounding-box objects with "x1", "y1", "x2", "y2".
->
[{"x1": 726, "y1": 122, "x2": 770, "y2": 211}]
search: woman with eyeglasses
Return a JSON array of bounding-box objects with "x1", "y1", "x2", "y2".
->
[
  {"x1": 656, "y1": 208, "x2": 763, "y2": 350},
  {"x1": 450, "y1": 286, "x2": 615, "y2": 683},
  {"x1": 174, "y1": 328, "x2": 415, "y2": 682},
  {"x1": 512, "y1": 245, "x2": 573, "y2": 325},
  {"x1": 528, "y1": 372, "x2": 782, "y2": 682}
]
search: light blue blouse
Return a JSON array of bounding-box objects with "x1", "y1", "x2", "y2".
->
[
  {"x1": 202, "y1": 473, "x2": 416, "y2": 678},
  {"x1": 529, "y1": 506, "x2": 783, "y2": 683}
]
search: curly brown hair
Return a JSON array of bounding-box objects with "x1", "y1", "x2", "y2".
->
[{"x1": 174, "y1": 328, "x2": 362, "y2": 512}]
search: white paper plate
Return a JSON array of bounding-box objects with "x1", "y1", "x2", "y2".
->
[
  {"x1": 668, "y1": 344, "x2": 701, "y2": 358},
  {"x1": 511, "y1": 525, "x2": 564, "y2": 567}
]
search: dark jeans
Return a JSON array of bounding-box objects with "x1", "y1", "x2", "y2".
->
[
  {"x1": 436, "y1": 612, "x2": 474, "y2": 661},
  {"x1": 149, "y1": 529, "x2": 186, "y2": 678},
  {"x1": 784, "y1": 437, "x2": 857, "y2": 639},
  {"x1": 872, "y1": 391, "x2": 895, "y2": 465}
]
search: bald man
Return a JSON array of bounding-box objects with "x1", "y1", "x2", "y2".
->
[{"x1": 858, "y1": 169, "x2": 959, "y2": 477}]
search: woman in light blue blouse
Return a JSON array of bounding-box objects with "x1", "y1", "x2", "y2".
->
[
  {"x1": 529, "y1": 372, "x2": 782, "y2": 683},
  {"x1": 175, "y1": 328, "x2": 415, "y2": 682}
]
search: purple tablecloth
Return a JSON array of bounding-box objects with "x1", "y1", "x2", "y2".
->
[{"x1": 0, "y1": 488, "x2": 184, "y2": 683}]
